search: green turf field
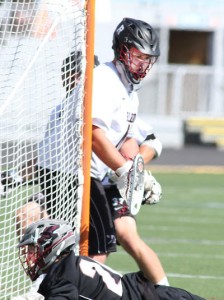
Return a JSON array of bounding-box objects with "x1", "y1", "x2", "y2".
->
[{"x1": 106, "y1": 172, "x2": 224, "y2": 300}]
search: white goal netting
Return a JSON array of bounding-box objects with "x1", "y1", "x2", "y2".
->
[{"x1": 0, "y1": 0, "x2": 90, "y2": 298}]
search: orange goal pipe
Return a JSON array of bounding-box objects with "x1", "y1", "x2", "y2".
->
[{"x1": 80, "y1": 0, "x2": 95, "y2": 256}]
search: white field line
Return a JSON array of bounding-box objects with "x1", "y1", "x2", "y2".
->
[
  {"x1": 140, "y1": 213, "x2": 224, "y2": 225},
  {"x1": 117, "y1": 271, "x2": 224, "y2": 280},
  {"x1": 167, "y1": 273, "x2": 224, "y2": 280},
  {"x1": 113, "y1": 249, "x2": 224, "y2": 259},
  {"x1": 157, "y1": 252, "x2": 224, "y2": 259},
  {"x1": 115, "y1": 266, "x2": 224, "y2": 280},
  {"x1": 140, "y1": 223, "x2": 223, "y2": 231},
  {"x1": 144, "y1": 237, "x2": 224, "y2": 245},
  {"x1": 112, "y1": 251, "x2": 224, "y2": 280}
]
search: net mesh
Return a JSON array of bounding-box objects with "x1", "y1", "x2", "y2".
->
[{"x1": 0, "y1": 0, "x2": 88, "y2": 298}]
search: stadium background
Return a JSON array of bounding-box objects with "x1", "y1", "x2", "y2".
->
[
  {"x1": 1, "y1": 0, "x2": 224, "y2": 149},
  {"x1": 0, "y1": 1, "x2": 223, "y2": 299},
  {"x1": 92, "y1": 1, "x2": 223, "y2": 299},
  {"x1": 95, "y1": 0, "x2": 224, "y2": 150}
]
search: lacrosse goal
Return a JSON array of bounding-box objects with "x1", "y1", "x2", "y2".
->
[{"x1": 0, "y1": 0, "x2": 94, "y2": 298}]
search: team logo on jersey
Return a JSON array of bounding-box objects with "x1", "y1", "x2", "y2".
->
[
  {"x1": 127, "y1": 112, "x2": 136, "y2": 123},
  {"x1": 116, "y1": 24, "x2": 124, "y2": 35}
]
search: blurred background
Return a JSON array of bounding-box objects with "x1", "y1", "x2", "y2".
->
[
  {"x1": 95, "y1": 0, "x2": 224, "y2": 155},
  {"x1": 1, "y1": 0, "x2": 224, "y2": 160},
  {"x1": 0, "y1": 2, "x2": 223, "y2": 299}
]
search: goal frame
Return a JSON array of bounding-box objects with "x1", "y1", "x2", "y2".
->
[
  {"x1": 0, "y1": 0, "x2": 95, "y2": 297},
  {"x1": 80, "y1": 0, "x2": 95, "y2": 256}
]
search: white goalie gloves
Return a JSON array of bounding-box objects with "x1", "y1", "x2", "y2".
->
[
  {"x1": 115, "y1": 154, "x2": 145, "y2": 216},
  {"x1": 108, "y1": 155, "x2": 162, "y2": 214},
  {"x1": 142, "y1": 170, "x2": 162, "y2": 205}
]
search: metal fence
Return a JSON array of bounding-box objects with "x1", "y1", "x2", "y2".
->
[{"x1": 138, "y1": 64, "x2": 224, "y2": 118}]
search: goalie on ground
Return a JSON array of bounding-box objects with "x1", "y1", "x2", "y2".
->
[{"x1": 14, "y1": 219, "x2": 206, "y2": 300}]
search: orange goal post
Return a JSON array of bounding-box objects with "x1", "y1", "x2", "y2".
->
[{"x1": 0, "y1": 0, "x2": 95, "y2": 298}]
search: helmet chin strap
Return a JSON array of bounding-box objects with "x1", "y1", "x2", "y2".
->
[
  {"x1": 115, "y1": 60, "x2": 142, "y2": 92},
  {"x1": 115, "y1": 60, "x2": 133, "y2": 93},
  {"x1": 132, "y1": 81, "x2": 142, "y2": 92}
]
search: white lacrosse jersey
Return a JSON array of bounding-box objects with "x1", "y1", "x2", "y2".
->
[
  {"x1": 91, "y1": 62, "x2": 154, "y2": 180},
  {"x1": 37, "y1": 86, "x2": 82, "y2": 175}
]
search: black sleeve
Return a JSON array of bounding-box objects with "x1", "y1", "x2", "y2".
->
[
  {"x1": 155, "y1": 285, "x2": 206, "y2": 300},
  {"x1": 40, "y1": 278, "x2": 79, "y2": 300}
]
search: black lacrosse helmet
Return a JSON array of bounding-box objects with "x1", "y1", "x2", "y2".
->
[{"x1": 112, "y1": 18, "x2": 160, "y2": 84}]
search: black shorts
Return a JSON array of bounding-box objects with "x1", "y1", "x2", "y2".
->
[
  {"x1": 103, "y1": 179, "x2": 133, "y2": 220},
  {"x1": 89, "y1": 177, "x2": 117, "y2": 255}
]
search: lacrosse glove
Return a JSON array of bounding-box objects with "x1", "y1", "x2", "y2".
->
[
  {"x1": 115, "y1": 154, "x2": 145, "y2": 215},
  {"x1": 142, "y1": 170, "x2": 162, "y2": 205}
]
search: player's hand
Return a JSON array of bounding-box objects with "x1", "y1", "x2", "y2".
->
[
  {"x1": 115, "y1": 154, "x2": 145, "y2": 215},
  {"x1": 142, "y1": 170, "x2": 162, "y2": 205},
  {"x1": 115, "y1": 160, "x2": 133, "y2": 178}
]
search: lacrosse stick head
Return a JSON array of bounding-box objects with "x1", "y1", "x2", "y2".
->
[{"x1": 117, "y1": 154, "x2": 145, "y2": 215}]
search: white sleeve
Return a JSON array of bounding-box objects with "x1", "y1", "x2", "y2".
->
[
  {"x1": 92, "y1": 67, "x2": 114, "y2": 131},
  {"x1": 130, "y1": 117, "x2": 153, "y2": 143},
  {"x1": 142, "y1": 137, "x2": 162, "y2": 157},
  {"x1": 131, "y1": 117, "x2": 162, "y2": 157}
]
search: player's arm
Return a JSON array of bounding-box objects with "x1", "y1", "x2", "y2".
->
[
  {"x1": 38, "y1": 277, "x2": 79, "y2": 300},
  {"x1": 120, "y1": 137, "x2": 156, "y2": 163},
  {"x1": 139, "y1": 133, "x2": 162, "y2": 162},
  {"x1": 139, "y1": 143, "x2": 156, "y2": 163},
  {"x1": 92, "y1": 125, "x2": 127, "y2": 171},
  {"x1": 93, "y1": 126, "x2": 145, "y2": 215},
  {"x1": 128, "y1": 116, "x2": 162, "y2": 163}
]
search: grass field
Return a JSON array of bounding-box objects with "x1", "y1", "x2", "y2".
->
[
  {"x1": 106, "y1": 172, "x2": 224, "y2": 300},
  {"x1": 0, "y1": 171, "x2": 223, "y2": 299}
]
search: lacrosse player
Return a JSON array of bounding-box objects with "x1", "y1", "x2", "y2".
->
[
  {"x1": 89, "y1": 17, "x2": 167, "y2": 285},
  {"x1": 15, "y1": 219, "x2": 206, "y2": 300},
  {"x1": 0, "y1": 54, "x2": 100, "y2": 199}
]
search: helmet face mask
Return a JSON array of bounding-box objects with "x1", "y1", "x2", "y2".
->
[
  {"x1": 119, "y1": 45, "x2": 157, "y2": 84},
  {"x1": 18, "y1": 219, "x2": 76, "y2": 281},
  {"x1": 112, "y1": 18, "x2": 160, "y2": 84},
  {"x1": 19, "y1": 244, "x2": 41, "y2": 281}
]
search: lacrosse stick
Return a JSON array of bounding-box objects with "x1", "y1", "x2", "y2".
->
[{"x1": 116, "y1": 154, "x2": 145, "y2": 215}]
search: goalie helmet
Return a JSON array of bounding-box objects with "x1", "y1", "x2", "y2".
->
[
  {"x1": 18, "y1": 219, "x2": 76, "y2": 281},
  {"x1": 62, "y1": 52, "x2": 100, "y2": 75},
  {"x1": 112, "y1": 17, "x2": 160, "y2": 84},
  {"x1": 61, "y1": 52, "x2": 100, "y2": 92}
]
